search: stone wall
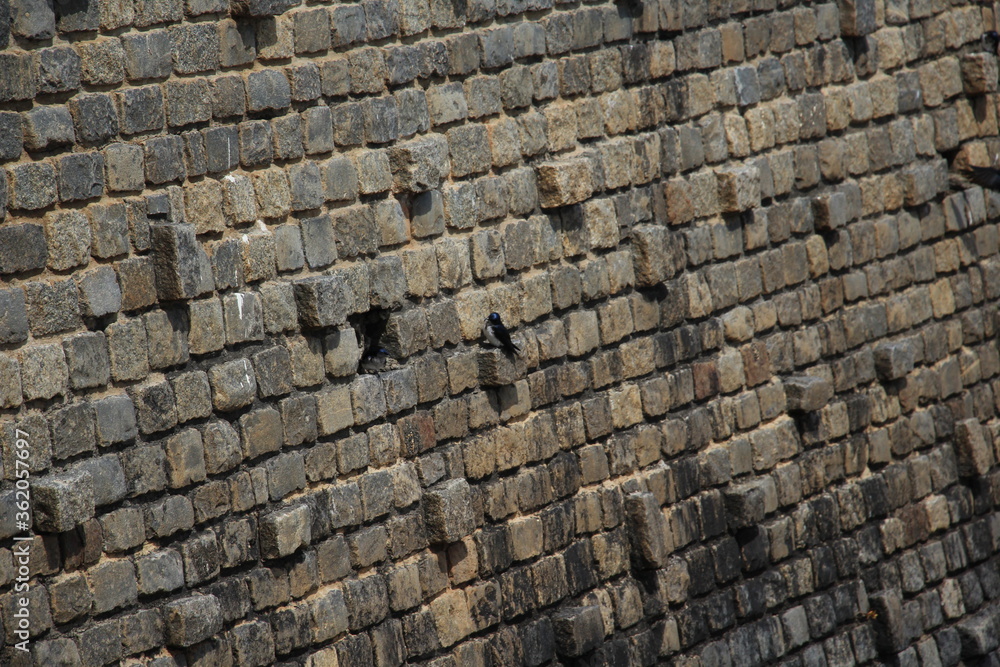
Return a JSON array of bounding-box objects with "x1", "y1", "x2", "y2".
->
[{"x1": 2, "y1": 0, "x2": 1000, "y2": 664}]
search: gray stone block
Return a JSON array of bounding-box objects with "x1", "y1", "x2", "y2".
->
[
  {"x1": 103, "y1": 143, "x2": 145, "y2": 192},
  {"x1": 301, "y1": 215, "x2": 337, "y2": 268},
  {"x1": 144, "y1": 135, "x2": 185, "y2": 184},
  {"x1": 48, "y1": 401, "x2": 96, "y2": 460},
  {"x1": 8, "y1": 161, "x2": 57, "y2": 211},
  {"x1": 168, "y1": 23, "x2": 219, "y2": 74},
  {"x1": 131, "y1": 381, "x2": 178, "y2": 435},
  {"x1": 784, "y1": 375, "x2": 833, "y2": 412},
  {"x1": 24, "y1": 278, "x2": 80, "y2": 336},
  {"x1": 303, "y1": 106, "x2": 334, "y2": 155},
  {"x1": 424, "y1": 478, "x2": 476, "y2": 544},
  {"x1": 0, "y1": 112, "x2": 23, "y2": 160},
  {"x1": 121, "y1": 30, "x2": 173, "y2": 80},
  {"x1": 34, "y1": 468, "x2": 94, "y2": 533},
  {"x1": 211, "y1": 74, "x2": 247, "y2": 119},
  {"x1": 63, "y1": 332, "x2": 110, "y2": 390},
  {"x1": 0, "y1": 288, "x2": 28, "y2": 344},
  {"x1": 209, "y1": 358, "x2": 257, "y2": 412},
  {"x1": 22, "y1": 106, "x2": 75, "y2": 151},
  {"x1": 57, "y1": 152, "x2": 104, "y2": 202},
  {"x1": 76, "y1": 454, "x2": 128, "y2": 507},
  {"x1": 260, "y1": 503, "x2": 312, "y2": 558},
  {"x1": 0, "y1": 223, "x2": 47, "y2": 274},
  {"x1": 552, "y1": 606, "x2": 604, "y2": 657},
  {"x1": 150, "y1": 224, "x2": 214, "y2": 300},
  {"x1": 239, "y1": 119, "x2": 272, "y2": 167},
  {"x1": 294, "y1": 275, "x2": 349, "y2": 328},
  {"x1": 219, "y1": 18, "x2": 256, "y2": 67},
  {"x1": 12, "y1": 0, "x2": 55, "y2": 40},
  {"x1": 87, "y1": 202, "x2": 129, "y2": 259},
  {"x1": 19, "y1": 342, "x2": 68, "y2": 400},
  {"x1": 94, "y1": 394, "x2": 138, "y2": 445},
  {"x1": 164, "y1": 595, "x2": 223, "y2": 648},
  {"x1": 874, "y1": 341, "x2": 915, "y2": 381},
  {"x1": 69, "y1": 93, "x2": 119, "y2": 146},
  {"x1": 389, "y1": 135, "x2": 450, "y2": 193},
  {"x1": 246, "y1": 69, "x2": 291, "y2": 113}
]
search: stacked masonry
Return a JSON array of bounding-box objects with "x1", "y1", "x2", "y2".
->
[{"x1": 3, "y1": 0, "x2": 1000, "y2": 664}]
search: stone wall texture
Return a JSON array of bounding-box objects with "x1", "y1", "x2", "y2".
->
[{"x1": 3, "y1": 0, "x2": 1000, "y2": 664}]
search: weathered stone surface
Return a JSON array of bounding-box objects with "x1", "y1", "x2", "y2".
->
[{"x1": 783, "y1": 375, "x2": 833, "y2": 412}]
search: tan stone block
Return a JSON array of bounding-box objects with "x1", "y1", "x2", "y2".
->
[
  {"x1": 447, "y1": 537, "x2": 479, "y2": 585},
  {"x1": 564, "y1": 310, "x2": 600, "y2": 357},
  {"x1": 720, "y1": 23, "x2": 744, "y2": 63},
  {"x1": 723, "y1": 113, "x2": 749, "y2": 157},
  {"x1": 650, "y1": 41, "x2": 676, "y2": 77},
  {"x1": 543, "y1": 102, "x2": 578, "y2": 152},
  {"x1": 609, "y1": 384, "x2": 642, "y2": 429},
  {"x1": 430, "y1": 589, "x2": 475, "y2": 647},
  {"x1": 185, "y1": 179, "x2": 226, "y2": 234},
  {"x1": 745, "y1": 107, "x2": 775, "y2": 152},
  {"x1": 771, "y1": 100, "x2": 802, "y2": 144},
  {"x1": 536, "y1": 159, "x2": 594, "y2": 209},
  {"x1": 600, "y1": 89, "x2": 637, "y2": 135},
  {"x1": 317, "y1": 386, "x2": 353, "y2": 436}
]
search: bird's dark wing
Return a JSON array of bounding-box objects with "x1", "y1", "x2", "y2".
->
[
  {"x1": 494, "y1": 326, "x2": 521, "y2": 354},
  {"x1": 964, "y1": 165, "x2": 1000, "y2": 191}
]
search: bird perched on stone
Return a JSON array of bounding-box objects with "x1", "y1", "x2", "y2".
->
[
  {"x1": 359, "y1": 347, "x2": 390, "y2": 374},
  {"x1": 983, "y1": 31, "x2": 1000, "y2": 56},
  {"x1": 961, "y1": 165, "x2": 1000, "y2": 190},
  {"x1": 483, "y1": 312, "x2": 521, "y2": 355}
]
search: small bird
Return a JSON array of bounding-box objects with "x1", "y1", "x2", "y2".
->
[
  {"x1": 983, "y1": 31, "x2": 1000, "y2": 56},
  {"x1": 359, "y1": 347, "x2": 390, "y2": 374},
  {"x1": 962, "y1": 165, "x2": 1000, "y2": 190},
  {"x1": 483, "y1": 312, "x2": 521, "y2": 355}
]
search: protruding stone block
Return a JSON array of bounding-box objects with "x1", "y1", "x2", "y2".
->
[
  {"x1": 536, "y1": 159, "x2": 594, "y2": 208},
  {"x1": 477, "y1": 348, "x2": 525, "y2": 387},
  {"x1": 551, "y1": 606, "x2": 604, "y2": 657},
  {"x1": 293, "y1": 275, "x2": 349, "y2": 328},
  {"x1": 955, "y1": 419, "x2": 994, "y2": 477},
  {"x1": 723, "y1": 478, "x2": 767, "y2": 529},
  {"x1": 163, "y1": 595, "x2": 223, "y2": 648},
  {"x1": 873, "y1": 341, "x2": 914, "y2": 381},
  {"x1": 33, "y1": 468, "x2": 95, "y2": 533},
  {"x1": 150, "y1": 224, "x2": 215, "y2": 301},
  {"x1": 259, "y1": 503, "x2": 312, "y2": 558},
  {"x1": 423, "y1": 478, "x2": 476, "y2": 544},
  {"x1": 783, "y1": 375, "x2": 833, "y2": 412},
  {"x1": 625, "y1": 492, "x2": 672, "y2": 569}
]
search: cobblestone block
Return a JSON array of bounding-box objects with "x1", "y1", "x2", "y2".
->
[
  {"x1": 7, "y1": 162, "x2": 57, "y2": 211},
  {"x1": 954, "y1": 419, "x2": 994, "y2": 477},
  {"x1": 784, "y1": 375, "x2": 834, "y2": 412},
  {"x1": 34, "y1": 468, "x2": 94, "y2": 533},
  {"x1": 0, "y1": 223, "x2": 47, "y2": 275},
  {"x1": 209, "y1": 358, "x2": 257, "y2": 412},
  {"x1": 260, "y1": 503, "x2": 312, "y2": 559},
  {"x1": 151, "y1": 224, "x2": 214, "y2": 300},
  {"x1": 164, "y1": 595, "x2": 223, "y2": 648},
  {"x1": 121, "y1": 30, "x2": 172, "y2": 80},
  {"x1": 537, "y1": 159, "x2": 594, "y2": 208},
  {"x1": 294, "y1": 275, "x2": 349, "y2": 328},
  {"x1": 22, "y1": 107, "x2": 75, "y2": 152},
  {"x1": 424, "y1": 479, "x2": 476, "y2": 544},
  {"x1": 874, "y1": 341, "x2": 915, "y2": 381},
  {"x1": 390, "y1": 135, "x2": 451, "y2": 193},
  {"x1": 552, "y1": 606, "x2": 604, "y2": 657}
]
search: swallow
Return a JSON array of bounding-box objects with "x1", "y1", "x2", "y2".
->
[
  {"x1": 962, "y1": 165, "x2": 1000, "y2": 191},
  {"x1": 483, "y1": 312, "x2": 521, "y2": 355},
  {"x1": 983, "y1": 31, "x2": 1000, "y2": 55},
  {"x1": 359, "y1": 347, "x2": 390, "y2": 374}
]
